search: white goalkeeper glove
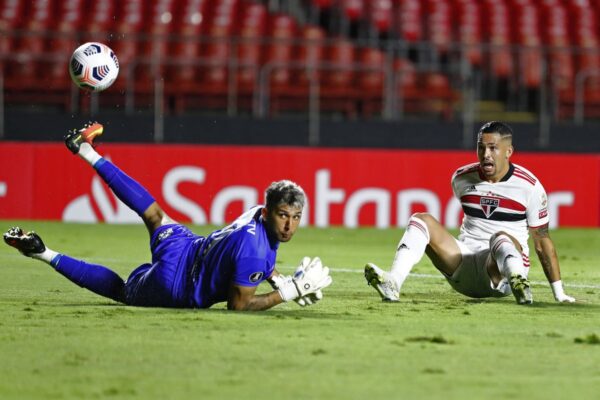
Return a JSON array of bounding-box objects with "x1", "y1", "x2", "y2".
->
[
  {"x1": 277, "y1": 257, "x2": 332, "y2": 304},
  {"x1": 268, "y1": 265, "x2": 323, "y2": 307},
  {"x1": 551, "y1": 280, "x2": 576, "y2": 303}
]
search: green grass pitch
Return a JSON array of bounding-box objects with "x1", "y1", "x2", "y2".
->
[{"x1": 1, "y1": 221, "x2": 599, "y2": 399}]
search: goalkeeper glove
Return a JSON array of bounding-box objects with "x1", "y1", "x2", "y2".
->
[{"x1": 277, "y1": 257, "x2": 332, "y2": 303}]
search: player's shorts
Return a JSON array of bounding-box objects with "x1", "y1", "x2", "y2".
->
[
  {"x1": 124, "y1": 224, "x2": 202, "y2": 307},
  {"x1": 443, "y1": 238, "x2": 511, "y2": 298}
]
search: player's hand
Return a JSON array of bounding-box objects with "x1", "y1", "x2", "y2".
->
[
  {"x1": 292, "y1": 256, "x2": 332, "y2": 298},
  {"x1": 269, "y1": 265, "x2": 324, "y2": 306},
  {"x1": 276, "y1": 257, "x2": 332, "y2": 303}
]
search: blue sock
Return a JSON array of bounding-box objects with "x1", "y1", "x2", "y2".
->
[
  {"x1": 51, "y1": 254, "x2": 125, "y2": 302},
  {"x1": 94, "y1": 158, "x2": 155, "y2": 216}
]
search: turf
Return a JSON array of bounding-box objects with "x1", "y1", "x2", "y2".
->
[{"x1": 1, "y1": 221, "x2": 599, "y2": 399}]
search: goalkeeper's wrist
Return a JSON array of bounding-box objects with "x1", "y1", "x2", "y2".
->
[
  {"x1": 277, "y1": 281, "x2": 299, "y2": 302},
  {"x1": 551, "y1": 280, "x2": 565, "y2": 298}
]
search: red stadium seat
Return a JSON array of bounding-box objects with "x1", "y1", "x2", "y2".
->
[
  {"x1": 200, "y1": 0, "x2": 240, "y2": 87},
  {"x1": 264, "y1": 14, "x2": 297, "y2": 89},
  {"x1": 0, "y1": 0, "x2": 25, "y2": 58},
  {"x1": 481, "y1": 0, "x2": 513, "y2": 79},
  {"x1": 424, "y1": 0, "x2": 453, "y2": 56},
  {"x1": 233, "y1": 2, "x2": 268, "y2": 111},
  {"x1": 394, "y1": 0, "x2": 423, "y2": 43},
  {"x1": 538, "y1": 0, "x2": 574, "y2": 91},
  {"x1": 270, "y1": 25, "x2": 327, "y2": 115},
  {"x1": 85, "y1": 0, "x2": 117, "y2": 37},
  {"x1": 368, "y1": 0, "x2": 393, "y2": 34},
  {"x1": 169, "y1": 0, "x2": 212, "y2": 87},
  {"x1": 452, "y1": 0, "x2": 483, "y2": 67},
  {"x1": 10, "y1": 0, "x2": 55, "y2": 81},
  {"x1": 48, "y1": 0, "x2": 85, "y2": 85},
  {"x1": 341, "y1": 0, "x2": 365, "y2": 22},
  {"x1": 316, "y1": 38, "x2": 359, "y2": 116},
  {"x1": 358, "y1": 47, "x2": 387, "y2": 116}
]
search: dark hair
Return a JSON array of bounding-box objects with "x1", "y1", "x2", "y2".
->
[
  {"x1": 265, "y1": 180, "x2": 305, "y2": 210},
  {"x1": 477, "y1": 121, "x2": 513, "y2": 139}
]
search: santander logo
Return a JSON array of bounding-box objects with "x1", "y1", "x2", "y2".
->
[{"x1": 61, "y1": 166, "x2": 575, "y2": 229}]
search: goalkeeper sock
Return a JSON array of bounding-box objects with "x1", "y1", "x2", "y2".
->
[
  {"x1": 390, "y1": 215, "x2": 430, "y2": 287},
  {"x1": 94, "y1": 158, "x2": 156, "y2": 216},
  {"x1": 51, "y1": 254, "x2": 125, "y2": 302},
  {"x1": 77, "y1": 142, "x2": 102, "y2": 166},
  {"x1": 490, "y1": 234, "x2": 526, "y2": 278}
]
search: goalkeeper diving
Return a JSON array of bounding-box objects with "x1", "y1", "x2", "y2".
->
[{"x1": 3, "y1": 122, "x2": 332, "y2": 311}]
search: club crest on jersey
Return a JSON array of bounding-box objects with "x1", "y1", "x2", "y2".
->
[
  {"x1": 249, "y1": 272, "x2": 264, "y2": 283},
  {"x1": 480, "y1": 197, "x2": 500, "y2": 218}
]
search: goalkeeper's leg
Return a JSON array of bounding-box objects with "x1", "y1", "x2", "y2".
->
[
  {"x1": 65, "y1": 122, "x2": 175, "y2": 235},
  {"x1": 4, "y1": 227, "x2": 126, "y2": 302}
]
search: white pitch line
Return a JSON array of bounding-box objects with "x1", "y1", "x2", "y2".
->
[{"x1": 2, "y1": 252, "x2": 599, "y2": 290}]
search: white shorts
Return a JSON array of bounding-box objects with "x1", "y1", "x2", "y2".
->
[{"x1": 443, "y1": 239, "x2": 512, "y2": 299}]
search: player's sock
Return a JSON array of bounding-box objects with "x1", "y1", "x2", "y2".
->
[
  {"x1": 51, "y1": 254, "x2": 125, "y2": 302},
  {"x1": 29, "y1": 248, "x2": 59, "y2": 264},
  {"x1": 77, "y1": 142, "x2": 102, "y2": 166},
  {"x1": 490, "y1": 234, "x2": 525, "y2": 277},
  {"x1": 94, "y1": 158, "x2": 155, "y2": 216},
  {"x1": 390, "y1": 215, "x2": 430, "y2": 287}
]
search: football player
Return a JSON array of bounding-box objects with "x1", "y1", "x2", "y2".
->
[
  {"x1": 365, "y1": 121, "x2": 575, "y2": 304},
  {"x1": 4, "y1": 123, "x2": 332, "y2": 310}
]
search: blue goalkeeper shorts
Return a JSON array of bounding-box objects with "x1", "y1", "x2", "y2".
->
[{"x1": 124, "y1": 224, "x2": 202, "y2": 307}]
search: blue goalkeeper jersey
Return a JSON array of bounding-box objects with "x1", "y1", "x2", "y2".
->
[{"x1": 190, "y1": 206, "x2": 279, "y2": 308}]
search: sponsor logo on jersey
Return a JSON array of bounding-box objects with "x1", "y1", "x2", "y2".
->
[
  {"x1": 480, "y1": 197, "x2": 499, "y2": 218},
  {"x1": 465, "y1": 185, "x2": 477, "y2": 193},
  {"x1": 539, "y1": 208, "x2": 548, "y2": 219},
  {"x1": 249, "y1": 272, "x2": 264, "y2": 283}
]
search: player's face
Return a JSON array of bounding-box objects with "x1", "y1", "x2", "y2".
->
[
  {"x1": 477, "y1": 132, "x2": 513, "y2": 182},
  {"x1": 263, "y1": 204, "x2": 303, "y2": 242}
]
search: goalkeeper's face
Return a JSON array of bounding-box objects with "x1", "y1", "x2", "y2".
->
[{"x1": 263, "y1": 203, "x2": 303, "y2": 243}]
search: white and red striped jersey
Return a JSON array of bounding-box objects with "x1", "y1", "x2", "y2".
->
[{"x1": 451, "y1": 162, "x2": 549, "y2": 259}]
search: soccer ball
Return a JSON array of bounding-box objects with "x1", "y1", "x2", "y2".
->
[{"x1": 69, "y1": 42, "x2": 119, "y2": 92}]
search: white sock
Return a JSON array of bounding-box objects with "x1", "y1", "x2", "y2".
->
[
  {"x1": 490, "y1": 234, "x2": 525, "y2": 278},
  {"x1": 30, "y1": 247, "x2": 59, "y2": 264},
  {"x1": 390, "y1": 215, "x2": 430, "y2": 287},
  {"x1": 77, "y1": 142, "x2": 102, "y2": 166}
]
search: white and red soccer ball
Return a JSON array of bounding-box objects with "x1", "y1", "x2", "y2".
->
[{"x1": 69, "y1": 42, "x2": 119, "y2": 92}]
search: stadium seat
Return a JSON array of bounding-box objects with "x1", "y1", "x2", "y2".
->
[
  {"x1": 270, "y1": 25, "x2": 326, "y2": 115},
  {"x1": 85, "y1": 0, "x2": 117, "y2": 37},
  {"x1": 538, "y1": 0, "x2": 574, "y2": 92},
  {"x1": 169, "y1": 0, "x2": 212, "y2": 88},
  {"x1": 452, "y1": 0, "x2": 483, "y2": 67},
  {"x1": 393, "y1": 0, "x2": 423, "y2": 44},
  {"x1": 320, "y1": 37, "x2": 358, "y2": 116},
  {"x1": 367, "y1": 0, "x2": 393, "y2": 36},
  {"x1": 0, "y1": 0, "x2": 25, "y2": 59},
  {"x1": 4, "y1": 0, "x2": 73, "y2": 109},
  {"x1": 424, "y1": 0, "x2": 453, "y2": 57},
  {"x1": 200, "y1": 0, "x2": 240, "y2": 87},
  {"x1": 481, "y1": 0, "x2": 513, "y2": 80},
  {"x1": 10, "y1": 0, "x2": 55, "y2": 82},
  {"x1": 358, "y1": 47, "x2": 387, "y2": 117},
  {"x1": 48, "y1": 0, "x2": 85, "y2": 86}
]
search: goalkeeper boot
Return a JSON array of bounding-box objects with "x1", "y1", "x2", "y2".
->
[
  {"x1": 3, "y1": 227, "x2": 46, "y2": 257},
  {"x1": 509, "y1": 273, "x2": 533, "y2": 305},
  {"x1": 65, "y1": 122, "x2": 104, "y2": 154},
  {"x1": 364, "y1": 263, "x2": 400, "y2": 302}
]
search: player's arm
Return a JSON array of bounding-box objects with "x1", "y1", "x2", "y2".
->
[
  {"x1": 227, "y1": 284, "x2": 284, "y2": 311},
  {"x1": 530, "y1": 224, "x2": 575, "y2": 302}
]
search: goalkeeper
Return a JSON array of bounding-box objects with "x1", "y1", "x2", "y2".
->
[{"x1": 3, "y1": 123, "x2": 332, "y2": 311}]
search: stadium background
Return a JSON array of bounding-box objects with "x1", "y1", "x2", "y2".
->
[{"x1": 1, "y1": 0, "x2": 600, "y2": 226}]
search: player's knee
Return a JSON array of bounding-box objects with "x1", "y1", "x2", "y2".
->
[
  {"x1": 408, "y1": 213, "x2": 433, "y2": 241},
  {"x1": 489, "y1": 231, "x2": 517, "y2": 248}
]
